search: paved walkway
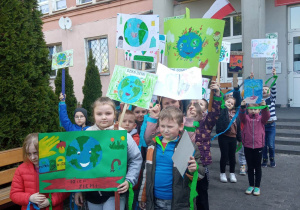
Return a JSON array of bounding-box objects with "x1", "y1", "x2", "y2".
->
[{"x1": 208, "y1": 147, "x2": 300, "y2": 210}]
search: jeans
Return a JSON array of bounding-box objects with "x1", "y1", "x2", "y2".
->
[
  {"x1": 263, "y1": 122, "x2": 276, "y2": 160},
  {"x1": 154, "y1": 198, "x2": 172, "y2": 210},
  {"x1": 238, "y1": 145, "x2": 246, "y2": 165},
  {"x1": 87, "y1": 196, "x2": 126, "y2": 210},
  {"x1": 244, "y1": 147, "x2": 263, "y2": 187},
  {"x1": 218, "y1": 135, "x2": 237, "y2": 173}
]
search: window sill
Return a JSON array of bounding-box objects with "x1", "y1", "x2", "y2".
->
[
  {"x1": 100, "y1": 73, "x2": 110, "y2": 76},
  {"x1": 52, "y1": 7, "x2": 67, "y2": 13},
  {"x1": 76, "y1": 2, "x2": 93, "y2": 7}
]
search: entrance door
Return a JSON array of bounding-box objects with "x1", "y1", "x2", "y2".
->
[{"x1": 288, "y1": 32, "x2": 300, "y2": 107}]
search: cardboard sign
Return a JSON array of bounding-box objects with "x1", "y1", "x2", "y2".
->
[{"x1": 51, "y1": 49, "x2": 73, "y2": 70}]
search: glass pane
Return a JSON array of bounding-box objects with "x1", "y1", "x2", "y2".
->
[
  {"x1": 88, "y1": 38, "x2": 109, "y2": 74},
  {"x1": 39, "y1": 4, "x2": 49, "y2": 14},
  {"x1": 291, "y1": 7, "x2": 300, "y2": 30},
  {"x1": 233, "y1": 16, "x2": 242, "y2": 36},
  {"x1": 223, "y1": 17, "x2": 230, "y2": 37},
  {"x1": 228, "y1": 42, "x2": 243, "y2": 77},
  {"x1": 80, "y1": 0, "x2": 92, "y2": 4},
  {"x1": 50, "y1": 70, "x2": 57, "y2": 77},
  {"x1": 38, "y1": 0, "x2": 47, "y2": 2},
  {"x1": 293, "y1": 36, "x2": 300, "y2": 72},
  {"x1": 56, "y1": 0, "x2": 66, "y2": 10}
]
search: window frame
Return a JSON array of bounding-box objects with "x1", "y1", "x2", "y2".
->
[
  {"x1": 52, "y1": 0, "x2": 67, "y2": 12},
  {"x1": 288, "y1": 5, "x2": 300, "y2": 32},
  {"x1": 38, "y1": 0, "x2": 49, "y2": 14},
  {"x1": 76, "y1": 0, "x2": 93, "y2": 6}
]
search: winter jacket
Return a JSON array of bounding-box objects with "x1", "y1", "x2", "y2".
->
[
  {"x1": 59, "y1": 102, "x2": 90, "y2": 131},
  {"x1": 10, "y1": 162, "x2": 70, "y2": 210},
  {"x1": 239, "y1": 107, "x2": 270, "y2": 149},
  {"x1": 130, "y1": 128, "x2": 140, "y2": 146},
  {"x1": 139, "y1": 134, "x2": 205, "y2": 210},
  {"x1": 85, "y1": 124, "x2": 142, "y2": 204}
]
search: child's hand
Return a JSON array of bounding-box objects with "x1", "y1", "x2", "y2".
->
[
  {"x1": 188, "y1": 156, "x2": 197, "y2": 173},
  {"x1": 59, "y1": 93, "x2": 66, "y2": 101},
  {"x1": 250, "y1": 72, "x2": 254, "y2": 79},
  {"x1": 139, "y1": 201, "x2": 146, "y2": 209},
  {"x1": 241, "y1": 100, "x2": 246, "y2": 106},
  {"x1": 75, "y1": 192, "x2": 84, "y2": 207},
  {"x1": 149, "y1": 104, "x2": 160, "y2": 119},
  {"x1": 272, "y1": 68, "x2": 276, "y2": 76},
  {"x1": 29, "y1": 193, "x2": 46, "y2": 204},
  {"x1": 261, "y1": 99, "x2": 266, "y2": 106},
  {"x1": 117, "y1": 181, "x2": 129, "y2": 194},
  {"x1": 210, "y1": 81, "x2": 220, "y2": 96},
  {"x1": 38, "y1": 198, "x2": 49, "y2": 209}
]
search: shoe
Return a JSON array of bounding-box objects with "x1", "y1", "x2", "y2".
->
[
  {"x1": 253, "y1": 187, "x2": 260, "y2": 196},
  {"x1": 245, "y1": 186, "x2": 254, "y2": 195},
  {"x1": 220, "y1": 173, "x2": 227, "y2": 183},
  {"x1": 230, "y1": 173, "x2": 237, "y2": 183},
  {"x1": 240, "y1": 165, "x2": 246, "y2": 175},
  {"x1": 261, "y1": 158, "x2": 268, "y2": 168},
  {"x1": 270, "y1": 158, "x2": 276, "y2": 168}
]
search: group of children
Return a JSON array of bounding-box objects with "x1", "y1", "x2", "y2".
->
[{"x1": 10, "y1": 68, "x2": 277, "y2": 210}]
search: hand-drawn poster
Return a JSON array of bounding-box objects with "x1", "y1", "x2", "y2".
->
[
  {"x1": 228, "y1": 55, "x2": 243, "y2": 73},
  {"x1": 38, "y1": 130, "x2": 127, "y2": 193},
  {"x1": 164, "y1": 13, "x2": 225, "y2": 76},
  {"x1": 124, "y1": 35, "x2": 166, "y2": 64},
  {"x1": 153, "y1": 63, "x2": 202, "y2": 100},
  {"x1": 244, "y1": 79, "x2": 263, "y2": 104},
  {"x1": 251, "y1": 39, "x2": 277, "y2": 58},
  {"x1": 219, "y1": 41, "x2": 231, "y2": 63},
  {"x1": 51, "y1": 49, "x2": 73, "y2": 70},
  {"x1": 106, "y1": 65, "x2": 158, "y2": 109},
  {"x1": 266, "y1": 32, "x2": 278, "y2": 61},
  {"x1": 116, "y1": 14, "x2": 159, "y2": 51}
]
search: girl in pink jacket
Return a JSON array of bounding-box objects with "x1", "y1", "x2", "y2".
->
[
  {"x1": 10, "y1": 133, "x2": 69, "y2": 210},
  {"x1": 239, "y1": 100, "x2": 270, "y2": 196}
]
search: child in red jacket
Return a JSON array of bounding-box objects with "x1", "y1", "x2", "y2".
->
[
  {"x1": 10, "y1": 133, "x2": 69, "y2": 210},
  {"x1": 239, "y1": 100, "x2": 270, "y2": 196}
]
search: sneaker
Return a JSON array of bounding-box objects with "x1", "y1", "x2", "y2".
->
[
  {"x1": 253, "y1": 187, "x2": 260, "y2": 196},
  {"x1": 270, "y1": 158, "x2": 276, "y2": 168},
  {"x1": 220, "y1": 173, "x2": 227, "y2": 183},
  {"x1": 261, "y1": 158, "x2": 268, "y2": 168},
  {"x1": 245, "y1": 186, "x2": 254, "y2": 195},
  {"x1": 229, "y1": 173, "x2": 237, "y2": 183},
  {"x1": 240, "y1": 165, "x2": 246, "y2": 175}
]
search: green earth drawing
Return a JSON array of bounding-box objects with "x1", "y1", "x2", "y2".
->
[
  {"x1": 66, "y1": 136, "x2": 102, "y2": 171},
  {"x1": 56, "y1": 53, "x2": 67, "y2": 65},
  {"x1": 117, "y1": 76, "x2": 143, "y2": 103},
  {"x1": 124, "y1": 18, "x2": 148, "y2": 47}
]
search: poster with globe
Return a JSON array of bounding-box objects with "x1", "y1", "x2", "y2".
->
[
  {"x1": 116, "y1": 13, "x2": 159, "y2": 51},
  {"x1": 106, "y1": 65, "x2": 158, "y2": 109},
  {"x1": 51, "y1": 49, "x2": 74, "y2": 70},
  {"x1": 38, "y1": 130, "x2": 127, "y2": 193},
  {"x1": 164, "y1": 17, "x2": 225, "y2": 76},
  {"x1": 251, "y1": 39, "x2": 277, "y2": 58}
]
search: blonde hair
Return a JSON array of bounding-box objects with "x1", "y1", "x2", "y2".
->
[
  {"x1": 159, "y1": 106, "x2": 183, "y2": 126},
  {"x1": 92, "y1": 97, "x2": 116, "y2": 120},
  {"x1": 22, "y1": 133, "x2": 39, "y2": 162}
]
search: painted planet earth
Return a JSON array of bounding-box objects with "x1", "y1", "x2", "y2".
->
[
  {"x1": 177, "y1": 32, "x2": 203, "y2": 59},
  {"x1": 118, "y1": 76, "x2": 143, "y2": 103},
  {"x1": 56, "y1": 53, "x2": 67, "y2": 65},
  {"x1": 66, "y1": 136, "x2": 102, "y2": 171},
  {"x1": 124, "y1": 18, "x2": 148, "y2": 47},
  {"x1": 255, "y1": 43, "x2": 269, "y2": 53}
]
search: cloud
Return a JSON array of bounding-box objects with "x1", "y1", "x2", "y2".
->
[
  {"x1": 166, "y1": 30, "x2": 175, "y2": 43},
  {"x1": 206, "y1": 27, "x2": 213, "y2": 35}
]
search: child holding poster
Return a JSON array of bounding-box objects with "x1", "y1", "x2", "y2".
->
[
  {"x1": 74, "y1": 97, "x2": 142, "y2": 210},
  {"x1": 138, "y1": 106, "x2": 205, "y2": 210},
  {"x1": 239, "y1": 100, "x2": 270, "y2": 196},
  {"x1": 10, "y1": 133, "x2": 70, "y2": 210}
]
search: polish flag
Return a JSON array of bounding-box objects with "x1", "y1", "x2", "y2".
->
[{"x1": 203, "y1": 0, "x2": 235, "y2": 19}]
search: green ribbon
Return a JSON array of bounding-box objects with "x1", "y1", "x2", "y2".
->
[
  {"x1": 188, "y1": 163, "x2": 199, "y2": 210},
  {"x1": 127, "y1": 181, "x2": 134, "y2": 210},
  {"x1": 48, "y1": 193, "x2": 52, "y2": 210},
  {"x1": 236, "y1": 142, "x2": 242, "y2": 153},
  {"x1": 265, "y1": 75, "x2": 278, "y2": 94},
  {"x1": 193, "y1": 121, "x2": 200, "y2": 128},
  {"x1": 184, "y1": 121, "x2": 200, "y2": 132},
  {"x1": 247, "y1": 105, "x2": 269, "y2": 110}
]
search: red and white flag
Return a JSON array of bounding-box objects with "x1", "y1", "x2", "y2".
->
[{"x1": 203, "y1": 0, "x2": 235, "y2": 19}]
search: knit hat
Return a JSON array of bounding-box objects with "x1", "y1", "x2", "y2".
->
[{"x1": 74, "y1": 108, "x2": 88, "y2": 120}]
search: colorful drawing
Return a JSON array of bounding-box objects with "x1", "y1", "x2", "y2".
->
[
  {"x1": 244, "y1": 79, "x2": 263, "y2": 104},
  {"x1": 219, "y1": 41, "x2": 231, "y2": 63},
  {"x1": 228, "y1": 55, "x2": 243, "y2": 73},
  {"x1": 51, "y1": 49, "x2": 73, "y2": 70},
  {"x1": 202, "y1": 77, "x2": 211, "y2": 100},
  {"x1": 266, "y1": 32, "x2": 278, "y2": 61},
  {"x1": 124, "y1": 35, "x2": 166, "y2": 64},
  {"x1": 109, "y1": 136, "x2": 126, "y2": 150},
  {"x1": 251, "y1": 39, "x2": 277, "y2": 58},
  {"x1": 38, "y1": 130, "x2": 127, "y2": 193},
  {"x1": 153, "y1": 63, "x2": 202, "y2": 100},
  {"x1": 111, "y1": 159, "x2": 121, "y2": 172},
  {"x1": 106, "y1": 65, "x2": 158, "y2": 109},
  {"x1": 164, "y1": 13, "x2": 225, "y2": 76},
  {"x1": 116, "y1": 14, "x2": 159, "y2": 51}
]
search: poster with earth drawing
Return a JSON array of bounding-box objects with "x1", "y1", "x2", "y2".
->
[
  {"x1": 51, "y1": 49, "x2": 73, "y2": 70},
  {"x1": 106, "y1": 65, "x2": 158, "y2": 109},
  {"x1": 219, "y1": 41, "x2": 231, "y2": 63},
  {"x1": 116, "y1": 14, "x2": 159, "y2": 51},
  {"x1": 164, "y1": 13, "x2": 225, "y2": 76},
  {"x1": 38, "y1": 130, "x2": 127, "y2": 193},
  {"x1": 251, "y1": 39, "x2": 277, "y2": 58}
]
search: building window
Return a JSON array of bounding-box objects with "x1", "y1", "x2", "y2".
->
[
  {"x1": 53, "y1": 0, "x2": 67, "y2": 11},
  {"x1": 223, "y1": 15, "x2": 242, "y2": 38},
  {"x1": 290, "y1": 6, "x2": 300, "y2": 30},
  {"x1": 38, "y1": 0, "x2": 49, "y2": 14},
  {"x1": 48, "y1": 44, "x2": 62, "y2": 78},
  {"x1": 77, "y1": 0, "x2": 92, "y2": 5},
  {"x1": 87, "y1": 37, "x2": 110, "y2": 75}
]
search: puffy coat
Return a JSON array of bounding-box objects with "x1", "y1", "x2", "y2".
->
[
  {"x1": 10, "y1": 162, "x2": 70, "y2": 210},
  {"x1": 239, "y1": 108, "x2": 270, "y2": 149}
]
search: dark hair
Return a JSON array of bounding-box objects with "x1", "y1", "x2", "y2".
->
[
  {"x1": 159, "y1": 106, "x2": 184, "y2": 126},
  {"x1": 201, "y1": 98, "x2": 208, "y2": 110},
  {"x1": 160, "y1": 97, "x2": 183, "y2": 111}
]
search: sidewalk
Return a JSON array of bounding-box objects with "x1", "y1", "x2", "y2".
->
[{"x1": 208, "y1": 147, "x2": 300, "y2": 210}]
